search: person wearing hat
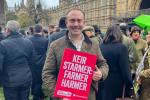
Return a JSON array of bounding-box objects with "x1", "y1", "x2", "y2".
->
[
  {"x1": 136, "y1": 31, "x2": 150, "y2": 100},
  {"x1": 130, "y1": 26, "x2": 149, "y2": 100},
  {"x1": 130, "y1": 26, "x2": 148, "y2": 74},
  {"x1": 83, "y1": 26, "x2": 100, "y2": 43},
  {"x1": 42, "y1": 27, "x2": 48, "y2": 38}
]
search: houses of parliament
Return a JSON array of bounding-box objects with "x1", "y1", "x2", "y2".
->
[{"x1": 3, "y1": 0, "x2": 150, "y2": 31}]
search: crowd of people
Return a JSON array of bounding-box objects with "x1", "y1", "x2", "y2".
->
[{"x1": 0, "y1": 8, "x2": 150, "y2": 100}]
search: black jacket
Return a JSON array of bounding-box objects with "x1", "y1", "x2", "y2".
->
[
  {"x1": 27, "y1": 34, "x2": 48, "y2": 82},
  {"x1": 0, "y1": 32, "x2": 36, "y2": 87},
  {"x1": 98, "y1": 42, "x2": 132, "y2": 100},
  {"x1": 47, "y1": 29, "x2": 67, "y2": 52}
]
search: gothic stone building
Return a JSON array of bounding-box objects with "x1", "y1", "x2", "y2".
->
[
  {"x1": 49, "y1": 0, "x2": 150, "y2": 32},
  {"x1": 5, "y1": 0, "x2": 42, "y2": 17}
]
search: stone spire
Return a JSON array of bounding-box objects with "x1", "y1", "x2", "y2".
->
[
  {"x1": 18, "y1": 1, "x2": 19, "y2": 7},
  {"x1": 26, "y1": 0, "x2": 35, "y2": 8},
  {"x1": 22, "y1": 0, "x2": 24, "y2": 5},
  {"x1": 15, "y1": 3, "x2": 17, "y2": 13}
]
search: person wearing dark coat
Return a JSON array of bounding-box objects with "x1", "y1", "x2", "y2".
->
[
  {"x1": 98, "y1": 25, "x2": 132, "y2": 100},
  {"x1": 42, "y1": 27, "x2": 48, "y2": 38},
  {"x1": 47, "y1": 17, "x2": 67, "y2": 52},
  {"x1": 27, "y1": 24, "x2": 48, "y2": 100},
  {"x1": 99, "y1": 29, "x2": 104, "y2": 39},
  {"x1": 48, "y1": 25, "x2": 54, "y2": 35},
  {"x1": 0, "y1": 20, "x2": 36, "y2": 100},
  {"x1": 0, "y1": 26, "x2": 5, "y2": 87},
  {"x1": 0, "y1": 26, "x2": 5, "y2": 42}
]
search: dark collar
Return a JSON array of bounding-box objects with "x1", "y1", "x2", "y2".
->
[
  {"x1": 65, "y1": 30, "x2": 92, "y2": 45},
  {"x1": 6, "y1": 32, "x2": 21, "y2": 39},
  {"x1": 33, "y1": 34, "x2": 42, "y2": 37}
]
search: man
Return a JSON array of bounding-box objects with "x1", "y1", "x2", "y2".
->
[
  {"x1": 119, "y1": 23, "x2": 139, "y2": 63},
  {"x1": 92, "y1": 25, "x2": 103, "y2": 42},
  {"x1": 27, "y1": 24, "x2": 48, "y2": 100},
  {"x1": 48, "y1": 25, "x2": 54, "y2": 35},
  {"x1": 42, "y1": 27, "x2": 48, "y2": 38},
  {"x1": 42, "y1": 8, "x2": 109, "y2": 100},
  {"x1": 83, "y1": 26, "x2": 100, "y2": 43},
  {"x1": 136, "y1": 34, "x2": 150, "y2": 100},
  {"x1": 53, "y1": 27, "x2": 60, "y2": 34},
  {"x1": 0, "y1": 20, "x2": 36, "y2": 100},
  {"x1": 0, "y1": 26, "x2": 5, "y2": 41},
  {"x1": 1, "y1": 27, "x2": 6, "y2": 36},
  {"x1": 99, "y1": 29, "x2": 104, "y2": 39},
  {"x1": 47, "y1": 17, "x2": 67, "y2": 51}
]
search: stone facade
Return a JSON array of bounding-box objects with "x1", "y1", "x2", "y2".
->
[
  {"x1": 49, "y1": 0, "x2": 117, "y2": 32},
  {"x1": 0, "y1": 0, "x2": 5, "y2": 28},
  {"x1": 49, "y1": 0, "x2": 149, "y2": 32}
]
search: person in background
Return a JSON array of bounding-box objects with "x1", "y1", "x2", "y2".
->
[
  {"x1": 136, "y1": 33, "x2": 150, "y2": 100},
  {"x1": 47, "y1": 17, "x2": 67, "y2": 52},
  {"x1": 48, "y1": 25, "x2": 54, "y2": 35},
  {"x1": 98, "y1": 25, "x2": 132, "y2": 100},
  {"x1": 0, "y1": 27, "x2": 5, "y2": 87},
  {"x1": 19, "y1": 29, "x2": 27, "y2": 38},
  {"x1": 119, "y1": 23, "x2": 139, "y2": 64},
  {"x1": 92, "y1": 25, "x2": 103, "y2": 42},
  {"x1": 42, "y1": 27, "x2": 48, "y2": 38},
  {"x1": 53, "y1": 27, "x2": 60, "y2": 34},
  {"x1": 99, "y1": 29, "x2": 104, "y2": 39},
  {"x1": 27, "y1": 24, "x2": 48, "y2": 100},
  {"x1": 0, "y1": 26, "x2": 5, "y2": 42},
  {"x1": 83, "y1": 26, "x2": 100, "y2": 43},
  {"x1": 27, "y1": 26, "x2": 34, "y2": 37},
  {"x1": 0, "y1": 20, "x2": 36, "y2": 100},
  {"x1": 130, "y1": 26, "x2": 149, "y2": 79},
  {"x1": 2, "y1": 27, "x2": 6, "y2": 36}
]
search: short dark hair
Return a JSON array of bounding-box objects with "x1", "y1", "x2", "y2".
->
[
  {"x1": 66, "y1": 8, "x2": 85, "y2": 19},
  {"x1": 34, "y1": 24, "x2": 42, "y2": 33},
  {"x1": 56, "y1": 27, "x2": 60, "y2": 32},
  {"x1": 0, "y1": 26, "x2": 1, "y2": 32},
  {"x1": 103, "y1": 25, "x2": 123, "y2": 44},
  {"x1": 19, "y1": 29, "x2": 25, "y2": 35},
  {"x1": 29, "y1": 26, "x2": 34, "y2": 33},
  {"x1": 59, "y1": 17, "x2": 67, "y2": 28},
  {"x1": 119, "y1": 23, "x2": 129, "y2": 31},
  {"x1": 48, "y1": 25, "x2": 54, "y2": 29},
  {"x1": 92, "y1": 25, "x2": 99, "y2": 33}
]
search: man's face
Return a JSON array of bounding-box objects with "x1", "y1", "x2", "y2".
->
[
  {"x1": 84, "y1": 31, "x2": 92, "y2": 37},
  {"x1": 146, "y1": 35, "x2": 150, "y2": 44},
  {"x1": 65, "y1": 10, "x2": 85, "y2": 36},
  {"x1": 132, "y1": 31, "x2": 140, "y2": 39},
  {"x1": 49, "y1": 27, "x2": 54, "y2": 33},
  {"x1": 53, "y1": 28, "x2": 57, "y2": 34}
]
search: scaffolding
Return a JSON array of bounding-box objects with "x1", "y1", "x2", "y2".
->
[{"x1": 114, "y1": 8, "x2": 150, "y2": 24}]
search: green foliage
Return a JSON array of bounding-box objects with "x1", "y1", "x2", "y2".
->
[
  {"x1": 6, "y1": 13, "x2": 19, "y2": 23},
  {"x1": 18, "y1": 14, "x2": 35, "y2": 31}
]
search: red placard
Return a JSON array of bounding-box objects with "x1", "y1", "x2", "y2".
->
[{"x1": 54, "y1": 48, "x2": 97, "y2": 100}]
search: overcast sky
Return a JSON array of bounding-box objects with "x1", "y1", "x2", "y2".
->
[{"x1": 6, "y1": 0, "x2": 59, "y2": 8}]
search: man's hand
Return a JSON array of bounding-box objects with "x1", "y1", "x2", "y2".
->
[
  {"x1": 137, "y1": 76, "x2": 142, "y2": 84},
  {"x1": 145, "y1": 47, "x2": 148, "y2": 51},
  {"x1": 92, "y1": 65, "x2": 102, "y2": 81},
  {"x1": 63, "y1": 98, "x2": 70, "y2": 100}
]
